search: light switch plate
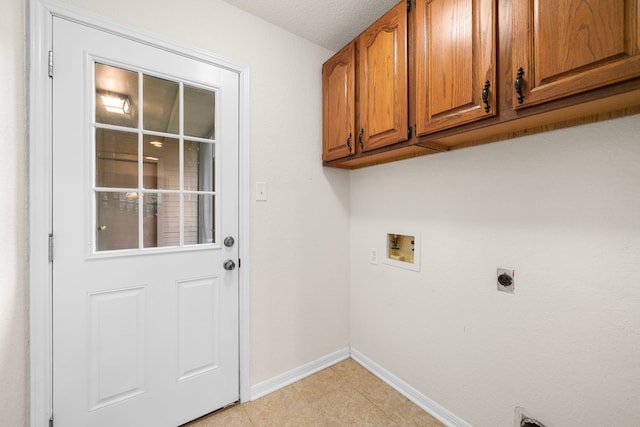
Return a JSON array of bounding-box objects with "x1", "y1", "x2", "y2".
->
[{"x1": 256, "y1": 182, "x2": 267, "y2": 201}]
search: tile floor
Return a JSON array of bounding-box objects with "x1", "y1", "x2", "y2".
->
[{"x1": 185, "y1": 358, "x2": 445, "y2": 426}]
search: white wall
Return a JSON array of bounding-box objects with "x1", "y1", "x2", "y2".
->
[
  {"x1": 350, "y1": 115, "x2": 640, "y2": 427},
  {"x1": 0, "y1": 0, "x2": 28, "y2": 425}
]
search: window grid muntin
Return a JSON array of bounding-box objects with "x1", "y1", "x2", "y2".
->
[{"x1": 93, "y1": 62, "x2": 219, "y2": 254}]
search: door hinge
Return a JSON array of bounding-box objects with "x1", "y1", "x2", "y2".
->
[
  {"x1": 407, "y1": 0, "x2": 412, "y2": 12},
  {"x1": 48, "y1": 233, "x2": 53, "y2": 263},
  {"x1": 48, "y1": 51, "x2": 53, "y2": 78},
  {"x1": 408, "y1": 125, "x2": 413, "y2": 139}
]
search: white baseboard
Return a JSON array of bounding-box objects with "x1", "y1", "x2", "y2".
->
[
  {"x1": 248, "y1": 346, "x2": 470, "y2": 427},
  {"x1": 351, "y1": 348, "x2": 473, "y2": 427},
  {"x1": 249, "y1": 347, "x2": 350, "y2": 400}
]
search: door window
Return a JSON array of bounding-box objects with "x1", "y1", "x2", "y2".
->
[{"x1": 94, "y1": 63, "x2": 218, "y2": 252}]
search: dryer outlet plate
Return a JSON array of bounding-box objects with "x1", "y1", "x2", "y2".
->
[{"x1": 497, "y1": 268, "x2": 515, "y2": 293}]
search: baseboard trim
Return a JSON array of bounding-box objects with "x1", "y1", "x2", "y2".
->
[
  {"x1": 248, "y1": 346, "x2": 470, "y2": 427},
  {"x1": 249, "y1": 347, "x2": 350, "y2": 401},
  {"x1": 351, "y1": 348, "x2": 473, "y2": 427}
]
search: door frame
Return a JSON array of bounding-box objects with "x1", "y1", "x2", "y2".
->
[{"x1": 28, "y1": 0, "x2": 252, "y2": 424}]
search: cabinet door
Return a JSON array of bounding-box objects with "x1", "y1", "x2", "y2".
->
[
  {"x1": 513, "y1": 0, "x2": 640, "y2": 109},
  {"x1": 415, "y1": 0, "x2": 496, "y2": 135},
  {"x1": 323, "y1": 43, "x2": 356, "y2": 162},
  {"x1": 358, "y1": 1, "x2": 408, "y2": 152}
]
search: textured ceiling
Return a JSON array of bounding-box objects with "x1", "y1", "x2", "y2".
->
[{"x1": 220, "y1": 0, "x2": 400, "y2": 51}]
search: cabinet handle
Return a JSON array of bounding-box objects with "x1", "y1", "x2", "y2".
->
[
  {"x1": 346, "y1": 132, "x2": 352, "y2": 152},
  {"x1": 358, "y1": 128, "x2": 364, "y2": 150},
  {"x1": 482, "y1": 80, "x2": 491, "y2": 113},
  {"x1": 515, "y1": 67, "x2": 525, "y2": 104}
]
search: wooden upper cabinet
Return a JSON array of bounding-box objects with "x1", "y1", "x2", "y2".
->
[
  {"x1": 322, "y1": 42, "x2": 356, "y2": 162},
  {"x1": 358, "y1": 1, "x2": 408, "y2": 152},
  {"x1": 512, "y1": 0, "x2": 640, "y2": 109},
  {"x1": 415, "y1": 0, "x2": 497, "y2": 135},
  {"x1": 322, "y1": 0, "x2": 640, "y2": 168}
]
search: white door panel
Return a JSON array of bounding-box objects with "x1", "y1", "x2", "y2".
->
[{"x1": 52, "y1": 17, "x2": 239, "y2": 427}]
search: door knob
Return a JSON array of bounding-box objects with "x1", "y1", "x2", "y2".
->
[
  {"x1": 223, "y1": 260, "x2": 236, "y2": 271},
  {"x1": 224, "y1": 236, "x2": 235, "y2": 247}
]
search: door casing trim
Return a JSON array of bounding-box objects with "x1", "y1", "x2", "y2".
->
[{"x1": 28, "y1": 0, "x2": 252, "y2": 424}]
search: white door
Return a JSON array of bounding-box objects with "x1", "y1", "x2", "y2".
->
[{"x1": 52, "y1": 17, "x2": 239, "y2": 427}]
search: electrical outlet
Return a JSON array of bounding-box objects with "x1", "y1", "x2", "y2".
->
[
  {"x1": 370, "y1": 248, "x2": 378, "y2": 265},
  {"x1": 514, "y1": 407, "x2": 545, "y2": 427},
  {"x1": 497, "y1": 268, "x2": 514, "y2": 293}
]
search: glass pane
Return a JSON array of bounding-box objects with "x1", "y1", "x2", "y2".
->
[
  {"x1": 184, "y1": 85, "x2": 215, "y2": 139},
  {"x1": 143, "y1": 75, "x2": 179, "y2": 134},
  {"x1": 184, "y1": 141, "x2": 215, "y2": 192},
  {"x1": 96, "y1": 129, "x2": 138, "y2": 188},
  {"x1": 95, "y1": 64, "x2": 139, "y2": 128},
  {"x1": 184, "y1": 194, "x2": 215, "y2": 245},
  {"x1": 144, "y1": 193, "x2": 180, "y2": 248},
  {"x1": 96, "y1": 191, "x2": 139, "y2": 251},
  {"x1": 143, "y1": 136, "x2": 180, "y2": 190}
]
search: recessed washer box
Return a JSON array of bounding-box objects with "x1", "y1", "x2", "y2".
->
[{"x1": 384, "y1": 231, "x2": 420, "y2": 272}]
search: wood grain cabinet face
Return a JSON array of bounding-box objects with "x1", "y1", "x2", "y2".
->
[
  {"x1": 322, "y1": 42, "x2": 356, "y2": 162},
  {"x1": 512, "y1": 0, "x2": 640, "y2": 109},
  {"x1": 415, "y1": 0, "x2": 497, "y2": 135},
  {"x1": 358, "y1": 1, "x2": 409, "y2": 152}
]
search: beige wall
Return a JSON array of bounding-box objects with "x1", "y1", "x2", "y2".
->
[
  {"x1": 0, "y1": 0, "x2": 28, "y2": 425},
  {"x1": 350, "y1": 115, "x2": 640, "y2": 427}
]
